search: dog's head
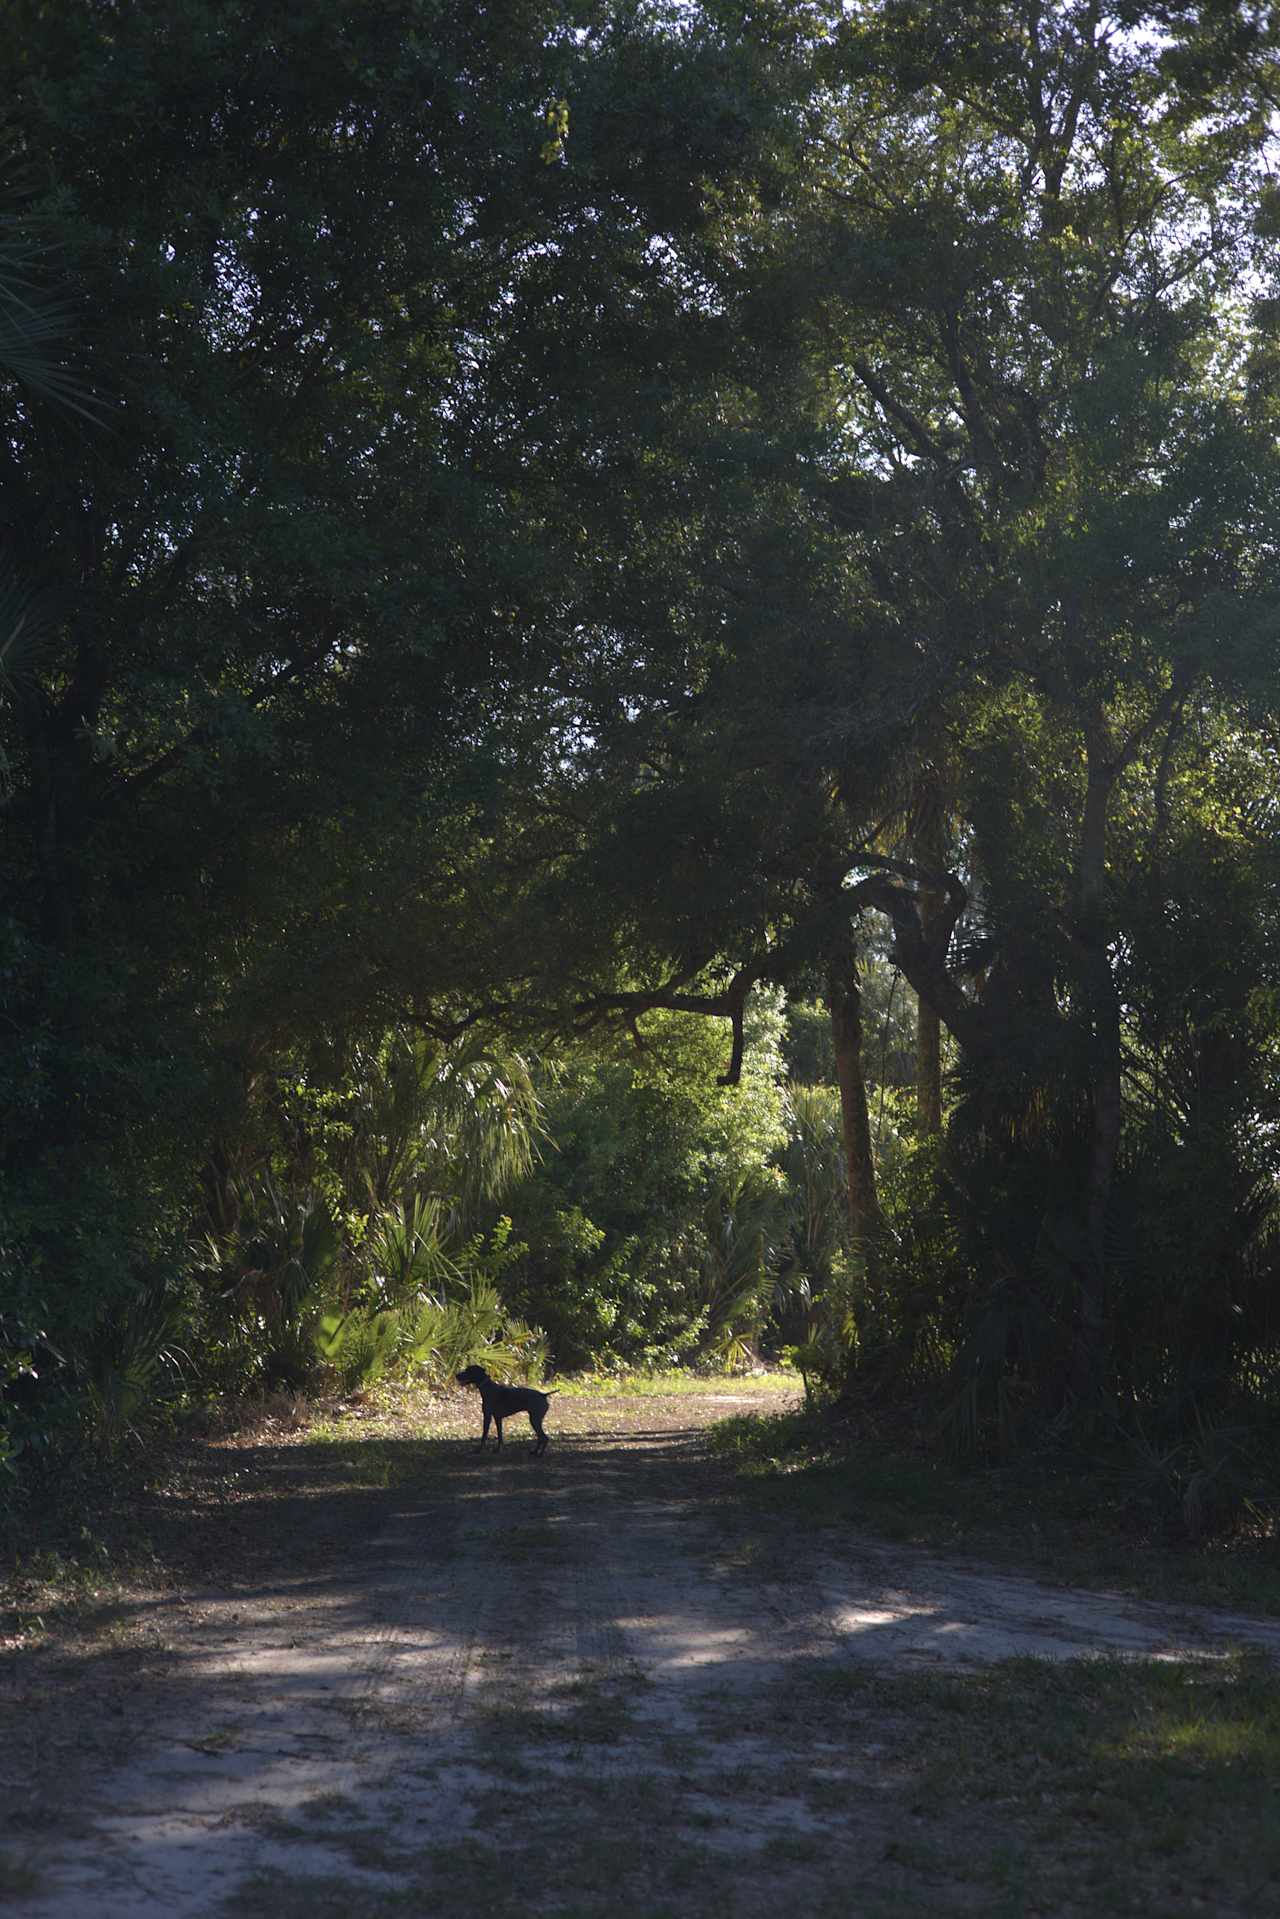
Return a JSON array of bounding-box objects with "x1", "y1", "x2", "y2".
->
[{"x1": 455, "y1": 1364, "x2": 490, "y2": 1388}]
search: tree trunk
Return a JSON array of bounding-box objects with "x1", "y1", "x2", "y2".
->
[
  {"x1": 826, "y1": 937, "x2": 888, "y2": 1407},
  {"x1": 826, "y1": 944, "x2": 884, "y2": 1255},
  {"x1": 1069, "y1": 713, "x2": 1122, "y2": 1404},
  {"x1": 915, "y1": 997, "x2": 942, "y2": 1136},
  {"x1": 913, "y1": 768, "x2": 946, "y2": 1135}
]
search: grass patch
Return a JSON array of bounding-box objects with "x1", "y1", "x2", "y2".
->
[
  {"x1": 294, "y1": 1432, "x2": 445, "y2": 1490},
  {"x1": 250, "y1": 1803, "x2": 410, "y2": 1874},
  {"x1": 476, "y1": 1668, "x2": 648, "y2": 1749},
  {"x1": 441, "y1": 1777, "x2": 738, "y2": 1916},
  {"x1": 411, "y1": 1646, "x2": 1280, "y2": 1918},
  {"x1": 762, "y1": 1830, "x2": 826, "y2": 1864},
  {"x1": 222, "y1": 1871, "x2": 424, "y2": 1918},
  {"x1": 0, "y1": 1852, "x2": 41, "y2": 1903},
  {"x1": 502, "y1": 1519, "x2": 563, "y2": 1558},
  {"x1": 553, "y1": 1368, "x2": 798, "y2": 1400},
  {"x1": 708, "y1": 1406, "x2": 1280, "y2": 1615},
  {"x1": 683, "y1": 1648, "x2": 1280, "y2": 1915},
  {"x1": 898, "y1": 1650, "x2": 1280, "y2": 1913},
  {"x1": 421, "y1": 1836, "x2": 499, "y2": 1878}
]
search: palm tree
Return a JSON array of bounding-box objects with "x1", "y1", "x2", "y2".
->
[
  {"x1": 691, "y1": 1171, "x2": 785, "y2": 1368},
  {"x1": 776, "y1": 1082, "x2": 849, "y2": 1345},
  {"x1": 334, "y1": 1026, "x2": 544, "y2": 1225}
]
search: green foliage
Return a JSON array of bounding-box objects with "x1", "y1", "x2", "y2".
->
[
  {"x1": 189, "y1": 1178, "x2": 341, "y2": 1392},
  {"x1": 80, "y1": 1273, "x2": 193, "y2": 1450},
  {"x1": 775, "y1": 1080, "x2": 846, "y2": 1329},
  {"x1": 0, "y1": 0, "x2": 793, "y2": 1462},
  {"x1": 686, "y1": 1170, "x2": 785, "y2": 1368},
  {"x1": 7, "y1": 0, "x2": 1280, "y2": 1479},
  {"x1": 357, "y1": 1195, "x2": 459, "y2": 1311},
  {"x1": 292, "y1": 1030, "x2": 544, "y2": 1224},
  {"x1": 316, "y1": 1256, "x2": 548, "y2": 1396},
  {"x1": 1113, "y1": 1411, "x2": 1278, "y2": 1544},
  {"x1": 192, "y1": 1035, "x2": 549, "y2": 1397},
  {"x1": 502, "y1": 999, "x2": 787, "y2": 1369},
  {"x1": 488, "y1": 0, "x2": 1280, "y2": 1447},
  {"x1": 780, "y1": 1002, "x2": 837, "y2": 1086},
  {"x1": 540, "y1": 98, "x2": 570, "y2": 167},
  {"x1": 315, "y1": 1307, "x2": 400, "y2": 1395}
]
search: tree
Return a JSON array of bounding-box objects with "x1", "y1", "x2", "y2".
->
[
  {"x1": 501, "y1": 999, "x2": 787, "y2": 1369},
  {"x1": 469, "y1": 0, "x2": 1280, "y2": 1413},
  {"x1": 805, "y1": 0, "x2": 1280, "y2": 1398},
  {"x1": 0, "y1": 0, "x2": 800, "y2": 1414}
]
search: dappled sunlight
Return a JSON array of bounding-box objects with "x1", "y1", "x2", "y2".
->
[{"x1": 11, "y1": 1385, "x2": 1280, "y2": 1919}]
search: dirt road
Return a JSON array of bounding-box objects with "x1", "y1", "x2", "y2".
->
[{"x1": 6, "y1": 1384, "x2": 1279, "y2": 1917}]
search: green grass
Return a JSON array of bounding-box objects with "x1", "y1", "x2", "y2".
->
[
  {"x1": 295, "y1": 1431, "x2": 447, "y2": 1489},
  {"x1": 248, "y1": 1808, "x2": 411, "y2": 1875},
  {"x1": 552, "y1": 1366, "x2": 799, "y2": 1399},
  {"x1": 437, "y1": 1773, "x2": 740, "y2": 1916},
  {"x1": 898, "y1": 1651, "x2": 1280, "y2": 1914},
  {"x1": 0, "y1": 1853, "x2": 41, "y2": 1903},
  {"x1": 220, "y1": 1873, "x2": 424, "y2": 1919},
  {"x1": 474, "y1": 1665, "x2": 649, "y2": 1749},
  {"x1": 677, "y1": 1648, "x2": 1280, "y2": 1916},
  {"x1": 708, "y1": 1405, "x2": 1280, "y2": 1615}
]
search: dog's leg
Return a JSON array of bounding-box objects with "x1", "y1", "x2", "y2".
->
[
  {"x1": 477, "y1": 1408, "x2": 491, "y2": 1450},
  {"x1": 529, "y1": 1411, "x2": 547, "y2": 1456},
  {"x1": 494, "y1": 1414, "x2": 504, "y2": 1450}
]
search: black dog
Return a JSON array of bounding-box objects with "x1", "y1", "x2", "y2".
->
[{"x1": 456, "y1": 1364, "x2": 553, "y2": 1456}]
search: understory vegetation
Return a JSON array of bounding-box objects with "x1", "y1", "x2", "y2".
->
[
  {"x1": 4, "y1": 0, "x2": 1280, "y2": 1562},
  {"x1": 710, "y1": 1401, "x2": 1280, "y2": 1615}
]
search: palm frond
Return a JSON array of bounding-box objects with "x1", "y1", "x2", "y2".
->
[
  {"x1": 0, "y1": 556, "x2": 59, "y2": 696},
  {"x1": 0, "y1": 189, "x2": 108, "y2": 421}
]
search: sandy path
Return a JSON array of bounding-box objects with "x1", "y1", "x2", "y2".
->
[{"x1": 11, "y1": 1388, "x2": 1280, "y2": 1918}]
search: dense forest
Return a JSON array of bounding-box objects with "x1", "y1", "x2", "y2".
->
[{"x1": 4, "y1": 0, "x2": 1280, "y2": 1511}]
